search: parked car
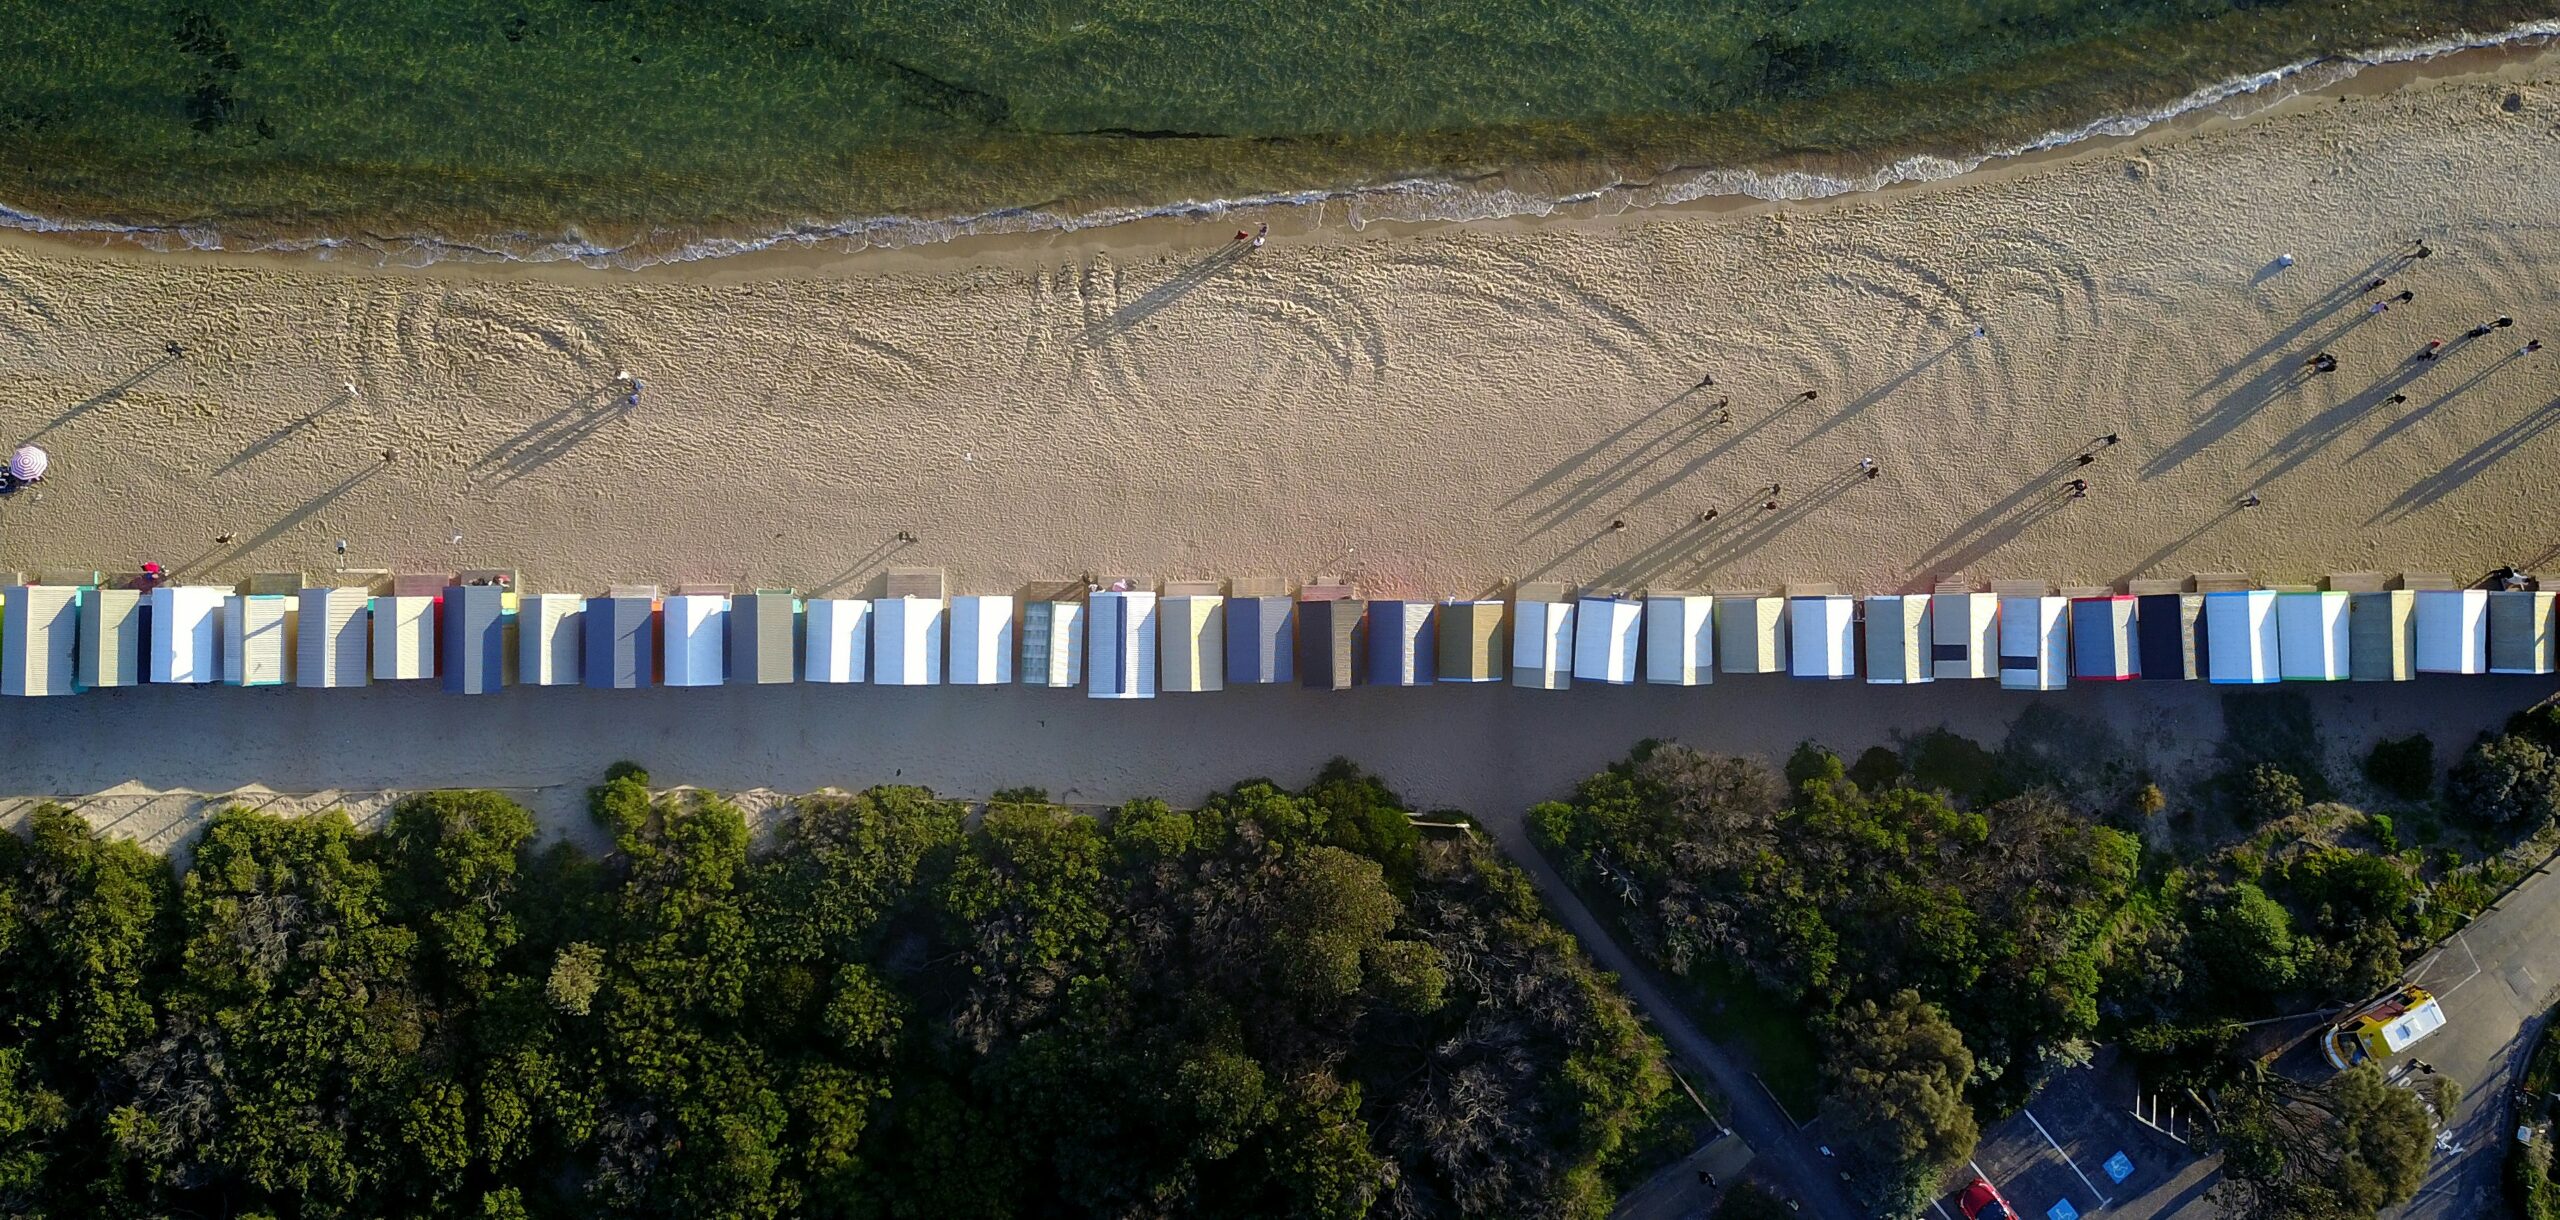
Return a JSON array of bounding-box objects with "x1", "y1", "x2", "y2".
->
[{"x1": 1959, "y1": 1178, "x2": 2015, "y2": 1220}]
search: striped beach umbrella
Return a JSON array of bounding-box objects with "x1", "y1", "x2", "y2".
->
[{"x1": 10, "y1": 445, "x2": 46, "y2": 481}]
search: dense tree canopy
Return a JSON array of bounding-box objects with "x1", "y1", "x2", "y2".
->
[
  {"x1": 1530, "y1": 742, "x2": 2138, "y2": 1212},
  {"x1": 0, "y1": 762, "x2": 1673, "y2": 1220}
]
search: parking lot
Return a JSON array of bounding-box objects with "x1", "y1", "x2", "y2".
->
[{"x1": 1939, "y1": 1048, "x2": 2213, "y2": 1220}]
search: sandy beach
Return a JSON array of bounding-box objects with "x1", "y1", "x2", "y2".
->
[{"x1": 0, "y1": 49, "x2": 2557, "y2": 849}]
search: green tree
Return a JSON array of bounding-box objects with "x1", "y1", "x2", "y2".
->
[
  {"x1": 1815, "y1": 989, "x2": 1979, "y2": 1217},
  {"x1": 2450, "y1": 733, "x2": 2560, "y2": 831},
  {"x1": 2212, "y1": 1063, "x2": 2447, "y2": 1219}
]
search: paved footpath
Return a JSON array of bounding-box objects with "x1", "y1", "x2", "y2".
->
[{"x1": 1491, "y1": 818, "x2": 1866, "y2": 1220}]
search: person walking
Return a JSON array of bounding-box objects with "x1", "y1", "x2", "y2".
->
[
  {"x1": 2241, "y1": 493, "x2": 2261, "y2": 508},
  {"x1": 2068, "y1": 479, "x2": 2088, "y2": 498},
  {"x1": 2100, "y1": 433, "x2": 2121, "y2": 446},
  {"x1": 2525, "y1": 340, "x2": 2545, "y2": 356},
  {"x1": 2311, "y1": 353, "x2": 2338, "y2": 373},
  {"x1": 1797, "y1": 389, "x2": 1818, "y2": 402},
  {"x1": 2393, "y1": 290, "x2": 2413, "y2": 304},
  {"x1": 2363, "y1": 278, "x2": 2387, "y2": 294},
  {"x1": 1857, "y1": 457, "x2": 1876, "y2": 474},
  {"x1": 2386, "y1": 393, "x2": 2408, "y2": 405},
  {"x1": 2418, "y1": 339, "x2": 2443, "y2": 359},
  {"x1": 2075, "y1": 453, "x2": 2095, "y2": 466},
  {"x1": 1696, "y1": 372, "x2": 1716, "y2": 388}
]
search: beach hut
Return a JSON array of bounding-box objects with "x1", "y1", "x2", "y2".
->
[
  {"x1": 1932, "y1": 592, "x2": 1997, "y2": 680},
  {"x1": 1437, "y1": 600, "x2": 1506, "y2": 683},
  {"x1": 2413, "y1": 589, "x2": 2489, "y2": 675},
  {"x1": 1864, "y1": 595, "x2": 1932, "y2": 685},
  {"x1": 223, "y1": 594, "x2": 296, "y2": 687},
  {"x1": 151, "y1": 586, "x2": 224, "y2": 685},
  {"x1": 79, "y1": 587, "x2": 141, "y2": 689},
  {"x1": 1573, "y1": 596, "x2": 1642, "y2": 685},
  {"x1": 2070, "y1": 596, "x2": 2139, "y2": 682},
  {"x1": 2205, "y1": 590, "x2": 2280, "y2": 685},
  {"x1": 1087, "y1": 589, "x2": 1157, "y2": 699},
  {"x1": 1788, "y1": 595, "x2": 1855, "y2": 680},
  {"x1": 373, "y1": 593, "x2": 437, "y2": 681},
  {"x1": 1998, "y1": 596, "x2": 2069, "y2": 691},
  {"x1": 1366, "y1": 599, "x2": 1433, "y2": 687},
  {"x1": 661, "y1": 594, "x2": 728, "y2": 687},
  {"x1": 444, "y1": 584, "x2": 513, "y2": 694},
  {"x1": 2277, "y1": 591, "x2": 2350, "y2": 682},
  {"x1": 518, "y1": 593, "x2": 584, "y2": 686},
  {"x1": 1512, "y1": 597, "x2": 1574, "y2": 690},
  {"x1": 582, "y1": 594, "x2": 655, "y2": 689},
  {"x1": 297, "y1": 588, "x2": 372, "y2": 689},
  {"x1": 1644, "y1": 595, "x2": 1714, "y2": 685},
  {"x1": 1225, "y1": 596, "x2": 1294, "y2": 685},
  {"x1": 871, "y1": 596, "x2": 946, "y2": 687},
  {"x1": 728, "y1": 591, "x2": 799, "y2": 686},
  {"x1": 2136, "y1": 594, "x2": 2205, "y2": 681},
  {"x1": 1715, "y1": 597, "x2": 1787, "y2": 675},
  {"x1": 1019, "y1": 600, "x2": 1082, "y2": 688},
  {"x1": 2490, "y1": 590, "x2": 2558, "y2": 675},
  {"x1": 2348, "y1": 590, "x2": 2414, "y2": 682},
  {"x1": 948, "y1": 594, "x2": 1016, "y2": 685},
  {"x1": 804, "y1": 599, "x2": 872, "y2": 683},
  {"x1": 2, "y1": 585, "x2": 79, "y2": 696},
  {"x1": 1298, "y1": 597, "x2": 1368, "y2": 691},
  {"x1": 1160, "y1": 594, "x2": 1226, "y2": 692}
]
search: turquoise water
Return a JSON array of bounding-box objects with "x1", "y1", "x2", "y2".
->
[{"x1": 0, "y1": 0, "x2": 2552, "y2": 261}]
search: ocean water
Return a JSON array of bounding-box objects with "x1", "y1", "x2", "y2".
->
[{"x1": 0, "y1": 0, "x2": 2552, "y2": 265}]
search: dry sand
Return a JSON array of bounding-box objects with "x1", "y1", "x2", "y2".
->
[{"x1": 1, "y1": 51, "x2": 2557, "y2": 850}]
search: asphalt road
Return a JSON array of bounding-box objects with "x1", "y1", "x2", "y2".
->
[{"x1": 2393, "y1": 848, "x2": 2560, "y2": 1220}]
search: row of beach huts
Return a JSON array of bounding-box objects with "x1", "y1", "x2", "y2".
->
[{"x1": 0, "y1": 568, "x2": 2550, "y2": 698}]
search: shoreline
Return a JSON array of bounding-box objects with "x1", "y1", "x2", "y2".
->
[{"x1": 4, "y1": 26, "x2": 2556, "y2": 284}]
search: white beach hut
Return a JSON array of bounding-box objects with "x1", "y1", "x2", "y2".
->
[
  {"x1": 151, "y1": 586, "x2": 225, "y2": 685},
  {"x1": 297, "y1": 587, "x2": 373, "y2": 689},
  {"x1": 2277, "y1": 590, "x2": 2350, "y2": 681},
  {"x1": 1087, "y1": 589, "x2": 1158, "y2": 699},
  {"x1": 372, "y1": 594, "x2": 437, "y2": 680},
  {"x1": 1788, "y1": 595, "x2": 1855, "y2": 680},
  {"x1": 948, "y1": 594, "x2": 1017, "y2": 685},
  {"x1": 2205, "y1": 590, "x2": 2280, "y2": 685},
  {"x1": 1572, "y1": 596, "x2": 1641, "y2": 685},
  {"x1": 1511, "y1": 597, "x2": 1574, "y2": 690},
  {"x1": 1998, "y1": 595, "x2": 2069, "y2": 691},
  {"x1": 518, "y1": 593, "x2": 584, "y2": 686},
  {"x1": 662, "y1": 594, "x2": 730, "y2": 687},
  {"x1": 871, "y1": 596, "x2": 945, "y2": 686},
  {"x1": 1020, "y1": 601, "x2": 1083, "y2": 688},
  {"x1": 1, "y1": 585, "x2": 80, "y2": 697},
  {"x1": 2413, "y1": 589, "x2": 2489, "y2": 675},
  {"x1": 804, "y1": 598, "x2": 872, "y2": 683},
  {"x1": 1643, "y1": 594, "x2": 1714, "y2": 685}
]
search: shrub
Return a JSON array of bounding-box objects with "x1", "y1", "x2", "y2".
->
[
  {"x1": 2364, "y1": 735, "x2": 2437, "y2": 802},
  {"x1": 2234, "y1": 765, "x2": 2308, "y2": 828},
  {"x1": 1848, "y1": 746, "x2": 1904, "y2": 793},
  {"x1": 2450, "y1": 734, "x2": 2560, "y2": 831}
]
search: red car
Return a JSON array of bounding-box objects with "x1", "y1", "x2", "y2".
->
[{"x1": 1960, "y1": 1179, "x2": 2016, "y2": 1220}]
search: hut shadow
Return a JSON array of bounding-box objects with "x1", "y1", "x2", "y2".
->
[
  {"x1": 1794, "y1": 338, "x2": 1960, "y2": 448},
  {"x1": 32, "y1": 353, "x2": 181, "y2": 441},
  {"x1": 813, "y1": 535, "x2": 916, "y2": 596},
  {"x1": 1085, "y1": 244, "x2": 1252, "y2": 345},
  {"x1": 173, "y1": 463, "x2": 385, "y2": 576},
  {"x1": 2350, "y1": 348, "x2": 2525, "y2": 460},
  {"x1": 2370, "y1": 394, "x2": 2560, "y2": 525},
  {"x1": 471, "y1": 386, "x2": 623, "y2": 485}
]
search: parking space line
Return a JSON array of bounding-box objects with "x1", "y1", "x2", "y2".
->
[
  {"x1": 2439, "y1": 933, "x2": 2484, "y2": 999},
  {"x1": 2021, "y1": 1108, "x2": 2113, "y2": 1208}
]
